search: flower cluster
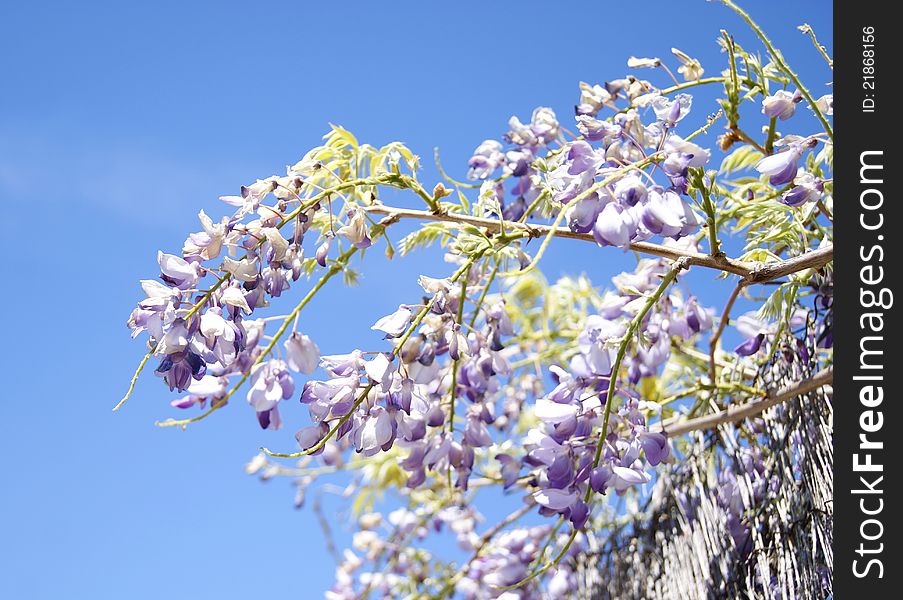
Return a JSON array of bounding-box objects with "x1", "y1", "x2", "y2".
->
[
  {"x1": 466, "y1": 83, "x2": 710, "y2": 251},
  {"x1": 714, "y1": 446, "x2": 778, "y2": 557},
  {"x1": 126, "y1": 173, "x2": 333, "y2": 427},
  {"x1": 755, "y1": 90, "x2": 833, "y2": 208},
  {"x1": 122, "y1": 15, "x2": 834, "y2": 598},
  {"x1": 510, "y1": 251, "x2": 713, "y2": 526},
  {"x1": 459, "y1": 527, "x2": 580, "y2": 599},
  {"x1": 292, "y1": 266, "x2": 515, "y2": 494},
  {"x1": 321, "y1": 504, "x2": 581, "y2": 599}
]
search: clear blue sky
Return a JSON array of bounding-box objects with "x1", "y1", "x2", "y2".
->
[{"x1": 0, "y1": 1, "x2": 831, "y2": 597}]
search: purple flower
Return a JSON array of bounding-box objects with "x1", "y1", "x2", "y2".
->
[
  {"x1": 609, "y1": 464, "x2": 651, "y2": 493},
  {"x1": 535, "y1": 397, "x2": 578, "y2": 424},
  {"x1": 506, "y1": 107, "x2": 559, "y2": 148},
  {"x1": 247, "y1": 359, "x2": 294, "y2": 429},
  {"x1": 568, "y1": 501, "x2": 590, "y2": 530},
  {"x1": 295, "y1": 422, "x2": 329, "y2": 454},
  {"x1": 547, "y1": 365, "x2": 580, "y2": 405},
  {"x1": 315, "y1": 235, "x2": 333, "y2": 267},
  {"x1": 756, "y1": 146, "x2": 804, "y2": 186},
  {"x1": 575, "y1": 114, "x2": 616, "y2": 142},
  {"x1": 638, "y1": 431, "x2": 670, "y2": 466},
  {"x1": 613, "y1": 175, "x2": 648, "y2": 206},
  {"x1": 155, "y1": 349, "x2": 206, "y2": 393},
  {"x1": 532, "y1": 487, "x2": 576, "y2": 511},
  {"x1": 194, "y1": 307, "x2": 240, "y2": 367},
  {"x1": 641, "y1": 189, "x2": 699, "y2": 239},
  {"x1": 353, "y1": 405, "x2": 395, "y2": 456},
  {"x1": 127, "y1": 280, "x2": 178, "y2": 340},
  {"x1": 669, "y1": 296, "x2": 714, "y2": 336},
  {"x1": 220, "y1": 284, "x2": 252, "y2": 315},
  {"x1": 662, "y1": 152, "x2": 694, "y2": 194},
  {"x1": 734, "y1": 333, "x2": 765, "y2": 356},
  {"x1": 363, "y1": 352, "x2": 396, "y2": 392},
  {"x1": 566, "y1": 141, "x2": 602, "y2": 175},
  {"x1": 495, "y1": 454, "x2": 521, "y2": 489},
  {"x1": 578, "y1": 315, "x2": 624, "y2": 376},
  {"x1": 319, "y1": 350, "x2": 365, "y2": 377},
  {"x1": 466, "y1": 140, "x2": 505, "y2": 180},
  {"x1": 504, "y1": 148, "x2": 533, "y2": 177},
  {"x1": 762, "y1": 89, "x2": 803, "y2": 121},
  {"x1": 565, "y1": 193, "x2": 602, "y2": 234},
  {"x1": 157, "y1": 251, "x2": 200, "y2": 290},
  {"x1": 593, "y1": 202, "x2": 639, "y2": 248},
  {"x1": 463, "y1": 411, "x2": 492, "y2": 447},
  {"x1": 301, "y1": 376, "x2": 359, "y2": 421},
  {"x1": 171, "y1": 375, "x2": 226, "y2": 409},
  {"x1": 663, "y1": 135, "x2": 711, "y2": 168},
  {"x1": 590, "y1": 465, "x2": 612, "y2": 493},
  {"x1": 780, "y1": 169, "x2": 824, "y2": 207}
]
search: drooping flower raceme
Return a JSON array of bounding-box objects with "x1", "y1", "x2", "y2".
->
[{"x1": 123, "y1": 24, "x2": 833, "y2": 598}]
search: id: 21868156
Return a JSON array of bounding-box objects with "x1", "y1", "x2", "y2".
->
[{"x1": 862, "y1": 26, "x2": 876, "y2": 113}]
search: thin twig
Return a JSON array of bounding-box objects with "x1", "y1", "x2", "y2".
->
[{"x1": 709, "y1": 280, "x2": 747, "y2": 383}]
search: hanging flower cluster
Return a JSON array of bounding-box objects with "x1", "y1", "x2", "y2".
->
[
  {"x1": 122, "y1": 5, "x2": 834, "y2": 597},
  {"x1": 520, "y1": 251, "x2": 713, "y2": 525}
]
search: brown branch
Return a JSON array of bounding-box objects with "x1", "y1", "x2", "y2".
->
[
  {"x1": 658, "y1": 367, "x2": 832, "y2": 436},
  {"x1": 743, "y1": 246, "x2": 833, "y2": 284},
  {"x1": 708, "y1": 281, "x2": 748, "y2": 383},
  {"x1": 360, "y1": 203, "x2": 833, "y2": 283}
]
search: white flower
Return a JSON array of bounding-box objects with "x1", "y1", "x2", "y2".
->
[
  {"x1": 534, "y1": 398, "x2": 578, "y2": 424},
  {"x1": 364, "y1": 353, "x2": 396, "y2": 392},
  {"x1": 182, "y1": 210, "x2": 227, "y2": 261},
  {"x1": 532, "y1": 488, "x2": 576, "y2": 510},
  {"x1": 156, "y1": 320, "x2": 190, "y2": 356},
  {"x1": 371, "y1": 306, "x2": 412, "y2": 337},
  {"x1": 815, "y1": 94, "x2": 834, "y2": 115},
  {"x1": 672, "y1": 47, "x2": 704, "y2": 81},
  {"x1": 262, "y1": 228, "x2": 289, "y2": 261},
  {"x1": 355, "y1": 406, "x2": 394, "y2": 456},
  {"x1": 663, "y1": 134, "x2": 711, "y2": 168},
  {"x1": 220, "y1": 285, "x2": 251, "y2": 314},
  {"x1": 284, "y1": 333, "x2": 320, "y2": 374},
  {"x1": 222, "y1": 257, "x2": 258, "y2": 282},
  {"x1": 627, "y1": 56, "x2": 661, "y2": 69}
]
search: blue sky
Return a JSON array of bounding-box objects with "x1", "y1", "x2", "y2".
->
[{"x1": 0, "y1": 1, "x2": 831, "y2": 597}]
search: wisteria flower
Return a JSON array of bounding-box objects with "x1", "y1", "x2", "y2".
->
[
  {"x1": 672, "y1": 47, "x2": 704, "y2": 81},
  {"x1": 762, "y1": 89, "x2": 803, "y2": 121},
  {"x1": 284, "y1": 332, "x2": 320, "y2": 374},
  {"x1": 183, "y1": 210, "x2": 228, "y2": 261},
  {"x1": 247, "y1": 359, "x2": 294, "y2": 429},
  {"x1": 371, "y1": 306, "x2": 413, "y2": 338},
  {"x1": 466, "y1": 140, "x2": 505, "y2": 180},
  {"x1": 576, "y1": 81, "x2": 612, "y2": 116},
  {"x1": 337, "y1": 208, "x2": 372, "y2": 249},
  {"x1": 157, "y1": 251, "x2": 200, "y2": 290},
  {"x1": 780, "y1": 169, "x2": 825, "y2": 207},
  {"x1": 593, "y1": 202, "x2": 639, "y2": 248}
]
